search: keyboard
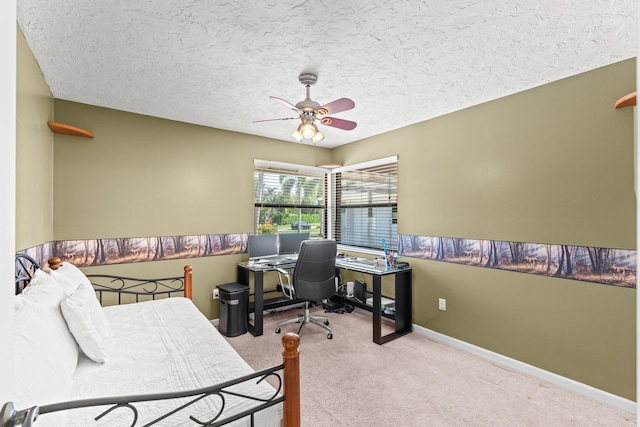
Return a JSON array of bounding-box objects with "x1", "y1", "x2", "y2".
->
[
  {"x1": 267, "y1": 257, "x2": 297, "y2": 266},
  {"x1": 251, "y1": 254, "x2": 298, "y2": 267}
]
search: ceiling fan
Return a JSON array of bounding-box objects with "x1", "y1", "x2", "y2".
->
[{"x1": 254, "y1": 73, "x2": 357, "y2": 144}]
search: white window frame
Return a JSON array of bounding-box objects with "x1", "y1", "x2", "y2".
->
[
  {"x1": 328, "y1": 155, "x2": 398, "y2": 255},
  {"x1": 253, "y1": 159, "x2": 328, "y2": 236}
]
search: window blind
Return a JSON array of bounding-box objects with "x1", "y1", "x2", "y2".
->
[
  {"x1": 331, "y1": 158, "x2": 398, "y2": 251},
  {"x1": 254, "y1": 160, "x2": 326, "y2": 236}
]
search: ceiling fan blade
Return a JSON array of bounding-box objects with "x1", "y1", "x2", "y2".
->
[
  {"x1": 270, "y1": 96, "x2": 300, "y2": 112},
  {"x1": 320, "y1": 116, "x2": 357, "y2": 131},
  {"x1": 316, "y1": 98, "x2": 355, "y2": 116},
  {"x1": 252, "y1": 117, "x2": 299, "y2": 123}
]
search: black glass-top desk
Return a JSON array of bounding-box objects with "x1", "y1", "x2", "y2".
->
[
  {"x1": 237, "y1": 257, "x2": 413, "y2": 345},
  {"x1": 334, "y1": 259, "x2": 413, "y2": 344}
]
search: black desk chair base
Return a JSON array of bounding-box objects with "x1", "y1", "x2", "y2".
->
[{"x1": 275, "y1": 302, "x2": 333, "y2": 339}]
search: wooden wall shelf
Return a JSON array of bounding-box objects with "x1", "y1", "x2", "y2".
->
[
  {"x1": 614, "y1": 92, "x2": 636, "y2": 109},
  {"x1": 47, "y1": 121, "x2": 94, "y2": 138}
]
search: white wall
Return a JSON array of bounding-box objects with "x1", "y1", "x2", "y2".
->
[
  {"x1": 636, "y1": 0, "x2": 639, "y2": 413},
  {"x1": 0, "y1": 5, "x2": 16, "y2": 403}
]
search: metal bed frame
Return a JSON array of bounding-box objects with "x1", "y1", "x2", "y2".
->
[{"x1": 4, "y1": 255, "x2": 301, "y2": 427}]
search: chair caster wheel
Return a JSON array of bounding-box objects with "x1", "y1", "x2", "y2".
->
[
  {"x1": 327, "y1": 333, "x2": 333, "y2": 339},
  {"x1": 324, "y1": 320, "x2": 330, "y2": 326},
  {"x1": 275, "y1": 327, "x2": 281, "y2": 334}
]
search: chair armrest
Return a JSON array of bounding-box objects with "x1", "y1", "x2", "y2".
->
[
  {"x1": 276, "y1": 268, "x2": 295, "y2": 299},
  {"x1": 275, "y1": 267, "x2": 290, "y2": 276}
]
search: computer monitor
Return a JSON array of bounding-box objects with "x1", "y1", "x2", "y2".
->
[
  {"x1": 278, "y1": 232, "x2": 310, "y2": 255},
  {"x1": 248, "y1": 234, "x2": 278, "y2": 259}
]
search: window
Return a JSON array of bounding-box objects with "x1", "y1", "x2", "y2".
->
[
  {"x1": 330, "y1": 156, "x2": 398, "y2": 251},
  {"x1": 253, "y1": 157, "x2": 398, "y2": 252},
  {"x1": 254, "y1": 160, "x2": 327, "y2": 237}
]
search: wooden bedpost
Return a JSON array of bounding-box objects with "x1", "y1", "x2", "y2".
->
[
  {"x1": 183, "y1": 265, "x2": 193, "y2": 300},
  {"x1": 282, "y1": 333, "x2": 300, "y2": 427},
  {"x1": 48, "y1": 257, "x2": 63, "y2": 270}
]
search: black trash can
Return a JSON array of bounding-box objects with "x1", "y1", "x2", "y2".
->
[{"x1": 217, "y1": 282, "x2": 249, "y2": 337}]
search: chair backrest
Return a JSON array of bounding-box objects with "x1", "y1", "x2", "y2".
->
[{"x1": 293, "y1": 239, "x2": 337, "y2": 303}]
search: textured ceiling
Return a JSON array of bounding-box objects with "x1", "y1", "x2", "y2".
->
[{"x1": 17, "y1": 1, "x2": 636, "y2": 148}]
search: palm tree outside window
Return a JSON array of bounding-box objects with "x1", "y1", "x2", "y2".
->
[{"x1": 254, "y1": 160, "x2": 326, "y2": 237}]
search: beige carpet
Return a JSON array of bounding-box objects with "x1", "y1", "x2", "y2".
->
[{"x1": 222, "y1": 307, "x2": 635, "y2": 427}]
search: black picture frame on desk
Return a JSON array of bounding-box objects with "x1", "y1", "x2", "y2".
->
[{"x1": 354, "y1": 279, "x2": 367, "y2": 304}]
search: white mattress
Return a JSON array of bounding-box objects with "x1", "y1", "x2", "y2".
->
[{"x1": 50, "y1": 297, "x2": 282, "y2": 426}]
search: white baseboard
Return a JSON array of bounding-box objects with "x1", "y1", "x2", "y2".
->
[
  {"x1": 210, "y1": 318, "x2": 219, "y2": 327},
  {"x1": 413, "y1": 324, "x2": 637, "y2": 415}
]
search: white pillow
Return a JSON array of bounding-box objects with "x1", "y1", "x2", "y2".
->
[
  {"x1": 60, "y1": 283, "x2": 112, "y2": 363},
  {"x1": 20, "y1": 268, "x2": 67, "y2": 306},
  {"x1": 14, "y1": 297, "x2": 76, "y2": 426},
  {"x1": 49, "y1": 261, "x2": 93, "y2": 295},
  {"x1": 16, "y1": 269, "x2": 79, "y2": 376}
]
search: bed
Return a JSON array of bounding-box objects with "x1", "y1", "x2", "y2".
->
[{"x1": 3, "y1": 254, "x2": 301, "y2": 426}]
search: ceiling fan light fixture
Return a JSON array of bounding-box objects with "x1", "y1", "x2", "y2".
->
[
  {"x1": 291, "y1": 126, "x2": 303, "y2": 142},
  {"x1": 301, "y1": 122, "x2": 318, "y2": 139},
  {"x1": 312, "y1": 130, "x2": 324, "y2": 143}
]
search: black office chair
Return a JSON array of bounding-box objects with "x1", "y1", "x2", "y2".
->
[{"x1": 275, "y1": 239, "x2": 337, "y2": 339}]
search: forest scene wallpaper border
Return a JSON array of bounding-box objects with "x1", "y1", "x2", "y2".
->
[
  {"x1": 18, "y1": 233, "x2": 248, "y2": 268},
  {"x1": 18, "y1": 233, "x2": 637, "y2": 289},
  {"x1": 398, "y1": 234, "x2": 636, "y2": 289}
]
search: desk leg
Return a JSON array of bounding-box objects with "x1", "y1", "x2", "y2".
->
[
  {"x1": 372, "y1": 275, "x2": 382, "y2": 344},
  {"x1": 238, "y1": 266, "x2": 264, "y2": 337},
  {"x1": 394, "y1": 270, "x2": 412, "y2": 335},
  {"x1": 375, "y1": 269, "x2": 413, "y2": 345}
]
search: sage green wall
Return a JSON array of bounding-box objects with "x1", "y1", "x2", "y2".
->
[
  {"x1": 51, "y1": 100, "x2": 332, "y2": 319},
  {"x1": 332, "y1": 59, "x2": 636, "y2": 400},
  {"x1": 15, "y1": 27, "x2": 54, "y2": 250}
]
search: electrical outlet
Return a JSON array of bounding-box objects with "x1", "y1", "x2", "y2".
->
[
  {"x1": 213, "y1": 288, "x2": 220, "y2": 299},
  {"x1": 438, "y1": 298, "x2": 446, "y2": 311}
]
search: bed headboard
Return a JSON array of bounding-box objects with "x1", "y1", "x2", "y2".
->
[
  {"x1": 14, "y1": 255, "x2": 193, "y2": 302},
  {"x1": 15, "y1": 253, "x2": 39, "y2": 295}
]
